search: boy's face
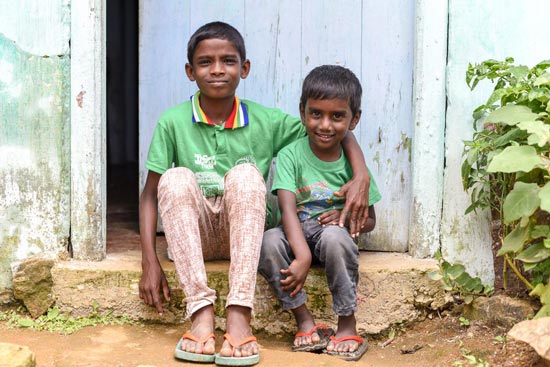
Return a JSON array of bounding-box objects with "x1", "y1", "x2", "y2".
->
[
  {"x1": 185, "y1": 38, "x2": 250, "y2": 101},
  {"x1": 300, "y1": 98, "x2": 360, "y2": 161}
]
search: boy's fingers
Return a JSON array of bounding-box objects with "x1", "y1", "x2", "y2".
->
[
  {"x1": 289, "y1": 284, "x2": 302, "y2": 297},
  {"x1": 152, "y1": 292, "x2": 164, "y2": 314}
]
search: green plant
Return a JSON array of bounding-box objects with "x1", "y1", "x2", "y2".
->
[
  {"x1": 453, "y1": 341, "x2": 491, "y2": 367},
  {"x1": 459, "y1": 317, "x2": 470, "y2": 327},
  {"x1": 0, "y1": 302, "x2": 135, "y2": 334},
  {"x1": 462, "y1": 57, "x2": 550, "y2": 318},
  {"x1": 429, "y1": 251, "x2": 494, "y2": 304}
]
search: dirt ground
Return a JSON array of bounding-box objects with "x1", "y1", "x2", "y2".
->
[{"x1": 1, "y1": 313, "x2": 544, "y2": 367}]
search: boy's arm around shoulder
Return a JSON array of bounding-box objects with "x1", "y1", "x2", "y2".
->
[
  {"x1": 138, "y1": 170, "x2": 171, "y2": 314},
  {"x1": 277, "y1": 189, "x2": 312, "y2": 298},
  {"x1": 338, "y1": 132, "x2": 371, "y2": 237}
]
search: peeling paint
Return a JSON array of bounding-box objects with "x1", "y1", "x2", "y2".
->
[
  {"x1": 0, "y1": 31, "x2": 70, "y2": 291},
  {"x1": 76, "y1": 90, "x2": 85, "y2": 108}
]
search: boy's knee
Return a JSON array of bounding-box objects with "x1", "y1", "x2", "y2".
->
[
  {"x1": 226, "y1": 163, "x2": 265, "y2": 190},
  {"x1": 320, "y1": 226, "x2": 357, "y2": 257},
  {"x1": 158, "y1": 167, "x2": 197, "y2": 199}
]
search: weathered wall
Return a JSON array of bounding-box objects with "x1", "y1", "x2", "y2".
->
[
  {"x1": 442, "y1": 0, "x2": 550, "y2": 284},
  {"x1": 0, "y1": 0, "x2": 71, "y2": 299}
]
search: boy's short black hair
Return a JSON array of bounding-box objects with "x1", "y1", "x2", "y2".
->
[
  {"x1": 300, "y1": 65, "x2": 362, "y2": 116},
  {"x1": 187, "y1": 21, "x2": 246, "y2": 64}
]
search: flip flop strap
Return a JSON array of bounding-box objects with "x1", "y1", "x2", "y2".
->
[
  {"x1": 182, "y1": 332, "x2": 216, "y2": 344},
  {"x1": 330, "y1": 335, "x2": 364, "y2": 344},
  {"x1": 223, "y1": 333, "x2": 257, "y2": 348},
  {"x1": 295, "y1": 323, "x2": 330, "y2": 338}
]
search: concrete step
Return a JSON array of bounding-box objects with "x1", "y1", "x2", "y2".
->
[{"x1": 51, "y1": 251, "x2": 448, "y2": 336}]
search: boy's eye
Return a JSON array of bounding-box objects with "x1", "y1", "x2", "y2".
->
[
  {"x1": 224, "y1": 58, "x2": 237, "y2": 65},
  {"x1": 197, "y1": 59, "x2": 211, "y2": 66},
  {"x1": 309, "y1": 110, "x2": 321, "y2": 118},
  {"x1": 333, "y1": 112, "x2": 345, "y2": 120}
]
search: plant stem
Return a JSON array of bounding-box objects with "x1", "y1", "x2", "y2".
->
[{"x1": 504, "y1": 254, "x2": 533, "y2": 290}]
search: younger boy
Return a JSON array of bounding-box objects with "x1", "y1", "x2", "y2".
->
[
  {"x1": 259, "y1": 65, "x2": 381, "y2": 361},
  {"x1": 138, "y1": 23, "x2": 372, "y2": 366}
]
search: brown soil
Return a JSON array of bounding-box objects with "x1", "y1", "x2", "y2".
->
[{"x1": 0, "y1": 314, "x2": 545, "y2": 367}]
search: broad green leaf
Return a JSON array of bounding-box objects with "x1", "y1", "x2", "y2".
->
[
  {"x1": 488, "y1": 146, "x2": 543, "y2": 173},
  {"x1": 463, "y1": 295, "x2": 474, "y2": 304},
  {"x1": 447, "y1": 264, "x2": 465, "y2": 280},
  {"x1": 455, "y1": 272, "x2": 472, "y2": 286},
  {"x1": 516, "y1": 243, "x2": 550, "y2": 263},
  {"x1": 523, "y1": 262, "x2": 537, "y2": 271},
  {"x1": 498, "y1": 224, "x2": 530, "y2": 255},
  {"x1": 539, "y1": 182, "x2": 550, "y2": 213},
  {"x1": 18, "y1": 318, "x2": 34, "y2": 327},
  {"x1": 492, "y1": 127, "x2": 527, "y2": 148},
  {"x1": 485, "y1": 105, "x2": 540, "y2": 125},
  {"x1": 534, "y1": 72, "x2": 550, "y2": 86},
  {"x1": 486, "y1": 88, "x2": 508, "y2": 107},
  {"x1": 509, "y1": 65, "x2": 529, "y2": 80},
  {"x1": 530, "y1": 283, "x2": 550, "y2": 304},
  {"x1": 428, "y1": 271, "x2": 443, "y2": 281},
  {"x1": 534, "y1": 305, "x2": 550, "y2": 319},
  {"x1": 517, "y1": 120, "x2": 550, "y2": 147},
  {"x1": 545, "y1": 238, "x2": 550, "y2": 249},
  {"x1": 503, "y1": 182, "x2": 540, "y2": 223},
  {"x1": 531, "y1": 225, "x2": 550, "y2": 239},
  {"x1": 464, "y1": 277, "x2": 481, "y2": 292}
]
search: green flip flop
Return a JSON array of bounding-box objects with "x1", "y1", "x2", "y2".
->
[
  {"x1": 174, "y1": 332, "x2": 216, "y2": 363},
  {"x1": 214, "y1": 333, "x2": 260, "y2": 366}
]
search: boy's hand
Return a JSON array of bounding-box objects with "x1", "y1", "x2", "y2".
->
[
  {"x1": 335, "y1": 172, "x2": 370, "y2": 238},
  {"x1": 139, "y1": 259, "x2": 171, "y2": 315},
  {"x1": 317, "y1": 209, "x2": 341, "y2": 226},
  {"x1": 280, "y1": 258, "x2": 311, "y2": 297}
]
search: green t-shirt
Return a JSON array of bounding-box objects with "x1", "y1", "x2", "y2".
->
[
  {"x1": 146, "y1": 96, "x2": 305, "y2": 197},
  {"x1": 272, "y1": 136, "x2": 381, "y2": 222}
]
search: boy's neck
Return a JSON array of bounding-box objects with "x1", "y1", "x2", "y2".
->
[
  {"x1": 199, "y1": 93, "x2": 236, "y2": 126},
  {"x1": 308, "y1": 138, "x2": 342, "y2": 162}
]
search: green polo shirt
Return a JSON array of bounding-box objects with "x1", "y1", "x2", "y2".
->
[{"x1": 146, "y1": 96, "x2": 305, "y2": 197}]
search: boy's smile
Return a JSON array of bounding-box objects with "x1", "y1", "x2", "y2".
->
[
  {"x1": 300, "y1": 98, "x2": 360, "y2": 162},
  {"x1": 186, "y1": 38, "x2": 250, "y2": 106}
]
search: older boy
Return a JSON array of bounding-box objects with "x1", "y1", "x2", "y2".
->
[
  {"x1": 258, "y1": 65, "x2": 381, "y2": 362},
  {"x1": 139, "y1": 22, "x2": 371, "y2": 366}
]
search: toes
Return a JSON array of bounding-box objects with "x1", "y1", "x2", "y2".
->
[{"x1": 311, "y1": 331, "x2": 321, "y2": 343}]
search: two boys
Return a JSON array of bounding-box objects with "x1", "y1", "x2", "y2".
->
[
  {"x1": 139, "y1": 21, "x2": 375, "y2": 365},
  {"x1": 259, "y1": 65, "x2": 380, "y2": 362}
]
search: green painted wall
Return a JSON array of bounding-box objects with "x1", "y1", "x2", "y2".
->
[{"x1": 0, "y1": 1, "x2": 71, "y2": 300}]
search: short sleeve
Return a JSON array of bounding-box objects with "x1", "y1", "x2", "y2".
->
[
  {"x1": 271, "y1": 147, "x2": 298, "y2": 196},
  {"x1": 145, "y1": 121, "x2": 176, "y2": 175}
]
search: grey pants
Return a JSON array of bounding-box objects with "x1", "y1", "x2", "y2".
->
[{"x1": 258, "y1": 220, "x2": 359, "y2": 317}]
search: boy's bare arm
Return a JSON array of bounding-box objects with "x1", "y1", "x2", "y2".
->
[
  {"x1": 138, "y1": 170, "x2": 171, "y2": 314},
  {"x1": 278, "y1": 190, "x2": 312, "y2": 297},
  {"x1": 338, "y1": 132, "x2": 370, "y2": 237}
]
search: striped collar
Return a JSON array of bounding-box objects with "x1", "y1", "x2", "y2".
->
[{"x1": 191, "y1": 91, "x2": 249, "y2": 129}]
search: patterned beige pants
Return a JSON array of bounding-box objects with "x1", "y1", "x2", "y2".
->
[{"x1": 157, "y1": 163, "x2": 266, "y2": 318}]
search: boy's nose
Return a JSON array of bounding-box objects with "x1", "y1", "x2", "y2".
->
[
  {"x1": 319, "y1": 116, "x2": 332, "y2": 130},
  {"x1": 211, "y1": 60, "x2": 225, "y2": 74}
]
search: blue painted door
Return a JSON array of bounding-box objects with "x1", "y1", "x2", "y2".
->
[{"x1": 139, "y1": 0, "x2": 414, "y2": 252}]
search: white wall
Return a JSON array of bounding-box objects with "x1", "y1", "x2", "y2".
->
[{"x1": 442, "y1": 0, "x2": 550, "y2": 284}]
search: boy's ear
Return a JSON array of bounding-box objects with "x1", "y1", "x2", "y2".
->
[
  {"x1": 185, "y1": 63, "x2": 195, "y2": 82},
  {"x1": 299, "y1": 103, "x2": 306, "y2": 123},
  {"x1": 349, "y1": 110, "x2": 362, "y2": 131},
  {"x1": 240, "y1": 59, "x2": 251, "y2": 79}
]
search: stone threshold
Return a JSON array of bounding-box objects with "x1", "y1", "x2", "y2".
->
[{"x1": 51, "y1": 251, "x2": 447, "y2": 336}]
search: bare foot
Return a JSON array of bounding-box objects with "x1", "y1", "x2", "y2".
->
[
  {"x1": 179, "y1": 304, "x2": 216, "y2": 355},
  {"x1": 326, "y1": 314, "x2": 360, "y2": 353},
  {"x1": 219, "y1": 305, "x2": 258, "y2": 357},
  {"x1": 291, "y1": 304, "x2": 321, "y2": 347}
]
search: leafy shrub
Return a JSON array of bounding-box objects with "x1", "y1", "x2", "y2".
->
[{"x1": 462, "y1": 58, "x2": 550, "y2": 318}]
